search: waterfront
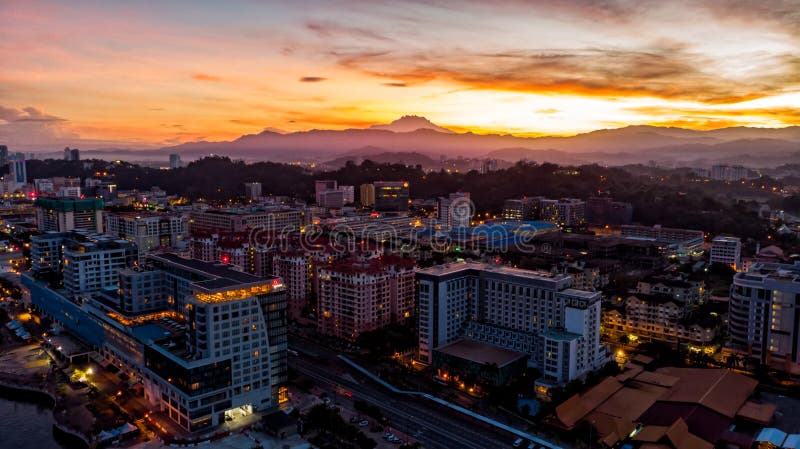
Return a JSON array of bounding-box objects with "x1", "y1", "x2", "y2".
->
[{"x1": 0, "y1": 397, "x2": 63, "y2": 449}]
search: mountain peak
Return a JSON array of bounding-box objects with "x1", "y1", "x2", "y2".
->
[{"x1": 369, "y1": 115, "x2": 455, "y2": 134}]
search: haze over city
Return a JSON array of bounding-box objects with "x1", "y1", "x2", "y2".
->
[{"x1": 2, "y1": 0, "x2": 799, "y2": 152}]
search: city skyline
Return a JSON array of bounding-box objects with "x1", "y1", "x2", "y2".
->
[{"x1": 2, "y1": 0, "x2": 799, "y2": 151}]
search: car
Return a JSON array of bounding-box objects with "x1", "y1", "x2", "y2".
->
[
  {"x1": 384, "y1": 433, "x2": 396, "y2": 440},
  {"x1": 349, "y1": 416, "x2": 360, "y2": 423},
  {"x1": 358, "y1": 420, "x2": 369, "y2": 427},
  {"x1": 513, "y1": 438, "x2": 524, "y2": 447},
  {"x1": 527, "y1": 443, "x2": 537, "y2": 449},
  {"x1": 343, "y1": 391, "x2": 353, "y2": 398}
]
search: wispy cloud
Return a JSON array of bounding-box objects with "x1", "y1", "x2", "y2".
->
[{"x1": 299, "y1": 76, "x2": 327, "y2": 82}]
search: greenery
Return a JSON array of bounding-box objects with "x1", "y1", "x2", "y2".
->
[
  {"x1": 305, "y1": 404, "x2": 377, "y2": 449},
  {"x1": 27, "y1": 157, "x2": 773, "y2": 239},
  {"x1": 355, "y1": 323, "x2": 417, "y2": 362}
]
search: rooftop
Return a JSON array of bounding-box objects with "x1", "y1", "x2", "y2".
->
[{"x1": 435, "y1": 339, "x2": 527, "y2": 367}]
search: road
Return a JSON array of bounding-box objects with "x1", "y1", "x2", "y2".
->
[{"x1": 291, "y1": 356, "x2": 517, "y2": 449}]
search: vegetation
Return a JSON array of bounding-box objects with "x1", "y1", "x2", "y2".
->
[
  {"x1": 305, "y1": 404, "x2": 377, "y2": 449},
  {"x1": 28, "y1": 157, "x2": 772, "y2": 239}
]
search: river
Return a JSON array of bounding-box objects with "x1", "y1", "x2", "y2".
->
[{"x1": 0, "y1": 396, "x2": 64, "y2": 449}]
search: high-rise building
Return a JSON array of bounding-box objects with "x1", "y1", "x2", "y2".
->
[
  {"x1": 710, "y1": 236, "x2": 741, "y2": 269},
  {"x1": 23, "y1": 252, "x2": 289, "y2": 432},
  {"x1": 438, "y1": 192, "x2": 472, "y2": 229},
  {"x1": 244, "y1": 182, "x2": 262, "y2": 200},
  {"x1": 34, "y1": 197, "x2": 105, "y2": 233},
  {"x1": 729, "y1": 262, "x2": 800, "y2": 374},
  {"x1": 416, "y1": 262, "x2": 608, "y2": 385},
  {"x1": 63, "y1": 147, "x2": 80, "y2": 161},
  {"x1": 169, "y1": 153, "x2": 183, "y2": 169},
  {"x1": 105, "y1": 211, "x2": 189, "y2": 262},
  {"x1": 318, "y1": 256, "x2": 415, "y2": 340},
  {"x1": 315, "y1": 180, "x2": 337, "y2": 204},
  {"x1": 0, "y1": 145, "x2": 7, "y2": 167},
  {"x1": 360, "y1": 183, "x2": 375, "y2": 207},
  {"x1": 373, "y1": 181, "x2": 409, "y2": 211}
]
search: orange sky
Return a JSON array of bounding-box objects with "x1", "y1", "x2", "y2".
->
[{"x1": 1, "y1": 0, "x2": 799, "y2": 151}]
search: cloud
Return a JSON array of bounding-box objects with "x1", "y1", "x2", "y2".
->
[
  {"x1": 382, "y1": 82, "x2": 409, "y2": 87},
  {"x1": 333, "y1": 46, "x2": 798, "y2": 104},
  {"x1": 625, "y1": 105, "x2": 800, "y2": 126},
  {"x1": 536, "y1": 108, "x2": 560, "y2": 114},
  {"x1": 192, "y1": 73, "x2": 222, "y2": 82},
  {"x1": 0, "y1": 105, "x2": 78, "y2": 149},
  {"x1": 299, "y1": 76, "x2": 327, "y2": 82},
  {"x1": 306, "y1": 20, "x2": 392, "y2": 42}
]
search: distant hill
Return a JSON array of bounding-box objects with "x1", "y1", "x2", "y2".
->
[{"x1": 160, "y1": 116, "x2": 800, "y2": 167}]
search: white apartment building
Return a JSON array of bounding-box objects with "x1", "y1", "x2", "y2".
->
[
  {"x1": 541, "y1": 198, "x2": 586, "y2": 227},
  {"x1": 729, "y1": 262, "x2": 800, "y2": 374},
  {"x1": 416, "y1": 262, "x2": 608, "y2": 384},
  {"x1": 710, "y1": 235, "x2": 742, "y2": 269}
]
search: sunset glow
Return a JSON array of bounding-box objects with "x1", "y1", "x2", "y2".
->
[{"x1": 1, "y1": 0, "x2": 799, "y2": 150}]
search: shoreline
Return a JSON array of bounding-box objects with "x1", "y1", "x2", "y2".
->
[{"x1": 0, "y1": 378, "x2": 91, "y2": 449}]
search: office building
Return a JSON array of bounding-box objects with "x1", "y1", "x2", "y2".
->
[
  {"x1": 169, "y1": 153, "x2": 183, "y2": 169},
  {"x1": 359, "y1": 184, "x2": 376, "y2": 207},
  {"x1": 34, "y1": 197, "x2": 105, "y2": 233},
  {"x1": 438, "y1": 192, "x2": 472, "y2": 229},
  {"x1": 105, "y1": 211, "x2": 189, "y2": 261},
  {"x1": 244, "y1": 182, "x2": 262, "y2": 200},
  {"x1": 63, "y1": 147, "x2": 80, "y2": 161},
  {"x1": 710, "y1": 235, "x2": 741, "y2": 269},
  {"x1": 729, "y1": 262, "x2": 800, "y2": 374},
  {"x1": 315, "y1": 180, "x2": 337, "y2": 204},
  {"x1": 189, "y1": 206, "x2": 305, "y2": 234},
  {"x1": 541, "y1": 198, "x2": 586, "y2": 227},
  {"x1": 318, "y1": 189, "x2": 345, "y2": 209},
  {"x1": 0, "y1": 145, "x2": 7, "y2": 166},
  {"x1": 416, "y1": 262, "x2": 608, "y2": 385},
  {"x1": 318, "y1": 255, "x2": 415, "y2": 340},
  {"x1": 373, "y1": 181, "x2": 409, "y2": 211},
  {"x1": 620, "y1": 224, "x2": 704, "y2": 255}
]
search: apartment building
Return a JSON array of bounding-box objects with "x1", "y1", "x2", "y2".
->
[
  {"x1": 105, "y1": 211, "x2": 189, "y2": 261},
  {"x1": 729, "y1": 262, "x2": 800, "y2": 374},
  {"x1": 317, "y1": 256, "x2": 415, "y2": 340},
  {"x1": 540, "y1": 198, "x2": 586, "y2": 227},
  {"x1": 34, "y1": 197, "x2": 105, "y2": 233},
  {"x1": 710, "y1": 235, "x2": 742, "y2": 269},
  {"x1": 438, "y1": 192, "x2": 472, "y2": 229}
]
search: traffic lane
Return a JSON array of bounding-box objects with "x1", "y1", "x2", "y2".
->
[{"x1": 292, "y1": 358, "x2": 513, "y2": 449}]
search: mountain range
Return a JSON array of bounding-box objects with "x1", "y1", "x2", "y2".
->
[{"x1": 158, "y1": 115, "x2": 800, "y2": 168}]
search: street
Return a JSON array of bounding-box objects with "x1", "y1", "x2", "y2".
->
[{"x1": 291, "y1": 355, "x2": 519, "y2": 449}]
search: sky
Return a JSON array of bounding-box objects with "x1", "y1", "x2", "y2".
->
[{"x1": 1, "y1": 0, "x2": 799, "y2": 150}]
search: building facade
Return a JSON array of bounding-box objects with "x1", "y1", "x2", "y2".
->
[
  {"x1": 34, "y1": 197, "x2": 105, "y2": 233},
  {"x1": 373, "y1": 181, "x2": 409, "y2": 211},
  {"x1": 729, "y1": 262, "x2": 800, "y2": 374},
  {"x1": 710, "y1": 236, "x2": 741, "y2": 269},
  {"x1": 416, "y1": 262, "x2": 609, "y2": 384}
]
